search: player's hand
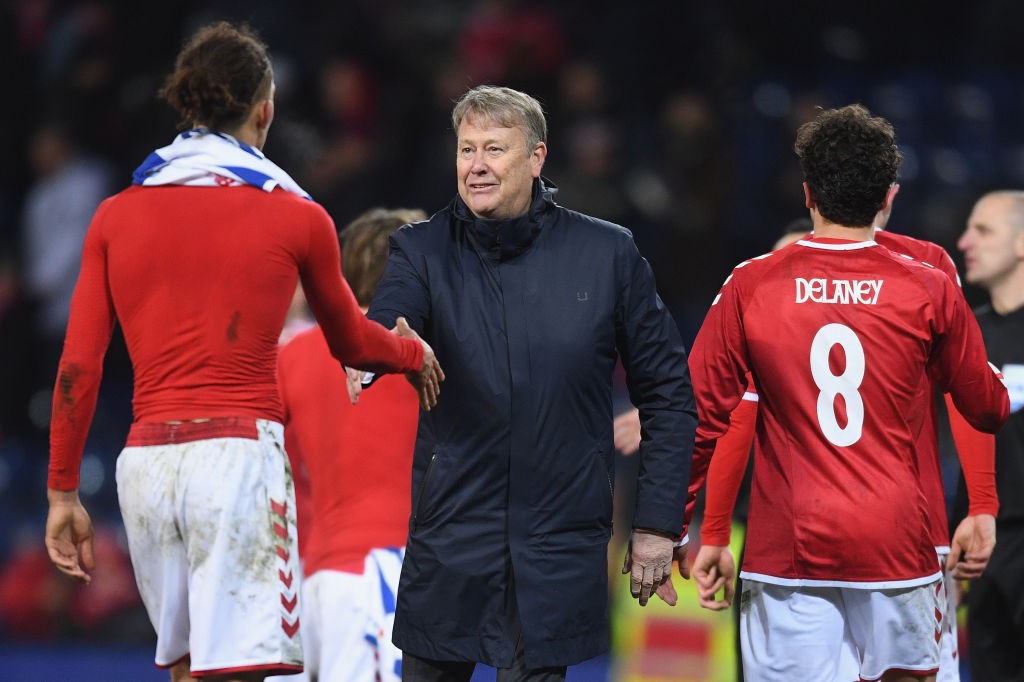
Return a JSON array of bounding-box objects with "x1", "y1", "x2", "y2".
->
[
  {"x1": 692, "y1": 544, "x2": 735, "y2": 611},
  {"x1": 345, "y1": 366, "x2": 365, "y2": 404},
  {"x1": 45, "y1": 488, "x2": 95, "y2": 584},
  {"x1": 622, "y1": 529, "x2": 674, "y2": 606},
  {"x1": 652, "y1": 544, "x2": 690, "y2": 605},
  {"x1": 613, "y1": 408, "x2": 641, "y2": 456},
  {"x1": 395, "y1": 317, "x2": 444, "y2": 410},
  {"x1": 947, "y1": 513, "x2": 996, "y2": 580}
]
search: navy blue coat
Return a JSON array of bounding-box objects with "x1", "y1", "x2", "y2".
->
[{"x1": 368, "y1": 179, "x2": 696, "y2": 668}]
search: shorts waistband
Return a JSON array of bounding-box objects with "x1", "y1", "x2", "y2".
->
[{"x1": 126, "y1": 417, "x2": 259, "y2": 446}]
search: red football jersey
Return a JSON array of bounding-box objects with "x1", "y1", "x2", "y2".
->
[
  {"x1": 690, "y1": 236, "x2": 1007, "y2": 587},
  {"x1": 277, "y1": 326, "x2": 419, "y2": 575},
  {"x1": 49, "y1": 185, "x2": 422, "y2": 490}
]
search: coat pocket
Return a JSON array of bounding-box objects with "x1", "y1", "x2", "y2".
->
[{"x1": 411, "y1": 446, "x2": 440, "y2": 528}]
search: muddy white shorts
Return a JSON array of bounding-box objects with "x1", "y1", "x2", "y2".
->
[
  {"x1": 116, "y1": 417, "x2": 303, "y2": 677},
  {"x1": 739, "y1": 578, "x2": 944, "y2": 682},
  {"x1": 286, "y1": 547, "x2": 405, "y2": 682}
]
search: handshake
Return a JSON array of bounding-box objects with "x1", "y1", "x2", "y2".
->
[{"x1": 347, "y1": 317, "x2": 445, "y2": 411}]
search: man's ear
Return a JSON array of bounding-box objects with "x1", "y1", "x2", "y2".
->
[
  {"x1": 531, "y1": 141, "x2": 547, "y2": 179},
  {"x1": 803, "y1": 182, "x2": 815, "y2": 209},
  {"x1": 256, "y1": 98, "x2": 274, "y2": 132}
]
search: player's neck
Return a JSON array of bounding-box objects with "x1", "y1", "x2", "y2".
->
[
  {"x1": 989, "y1": 266, "x2": 1024, "y2": 315},
  {"x1": 812, "y1": 220, "x2": 874, "y2": 242}
]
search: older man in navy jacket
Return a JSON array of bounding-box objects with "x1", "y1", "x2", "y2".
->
[{"x1": 367, "y1": 85, "x2": 697, "y2": 682}]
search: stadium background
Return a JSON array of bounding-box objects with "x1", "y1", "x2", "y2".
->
[{"x1": 1, "y1": 1, "x2": 1022, "y2": 679}]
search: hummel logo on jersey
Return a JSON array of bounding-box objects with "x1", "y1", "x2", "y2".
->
[{"x1": 794, "y1": 278, "x2": 883, "y2": 305}]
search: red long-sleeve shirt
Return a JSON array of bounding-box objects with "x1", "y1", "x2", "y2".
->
[
  {"x1": 49, "y1": 185, "x2": 422, "y2": 490},
  {"x1": 278, "y1": 326, "x2": 419, "y2": 574}
]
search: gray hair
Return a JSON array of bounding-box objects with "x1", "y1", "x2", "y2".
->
[{"x1": 451, "y1": 85, "x2": 547, "y2": 150}]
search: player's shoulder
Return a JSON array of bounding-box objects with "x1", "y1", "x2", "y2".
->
[
  {"x1": 874, "y1": 229, "x2": 952, "y2": 269},
  {"x1": 388, "y1": 211, "x2": 444, "y2": 248},
  {"x1": 723, "y1": 243, "x2": 792, "y2": 281}
]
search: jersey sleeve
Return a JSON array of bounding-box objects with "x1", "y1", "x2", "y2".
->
[
  {"x1": 684, "y1": 268, "x2": 753, "y2": 533},
  {"x1": 929, "y1": 276, "x2": 1008, "y2": 516},
  {"x1": 945, "y1": 391, "x2": 998, "y2": 516},
  {"x1": 699, "y1": 393, "x2": 758, "y2": 545},
  {"x1": 298, "y1": 208, "x2": 422, "y2": 374},
  {"x1": 48, "y1": 208, "x2": 117, "y2": 490}
]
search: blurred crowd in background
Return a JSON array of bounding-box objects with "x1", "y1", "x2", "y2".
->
[{"x1": 2, "y1": 0, "x2": 1024, "y2": 647}]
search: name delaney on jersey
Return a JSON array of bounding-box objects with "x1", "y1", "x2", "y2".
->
[{"x1": 794, "y1": 278, "x2": 884, "y2": 305}]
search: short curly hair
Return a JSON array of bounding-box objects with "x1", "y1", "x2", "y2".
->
[{"x1": 794, "y1": 104, "x2": 902, "y2": 227}]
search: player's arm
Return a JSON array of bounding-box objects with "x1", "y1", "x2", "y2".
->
[
  {"x1": 699, "y1": 393, "x2": 757, "y2": 547},
  {"x1": 46, "y1": 212, "x2": 115, "y2": 583},
  {"x1": 945, "y1": 392, "x2": 997, "y2": 518},
  {"x1": 930, "y1": 280, "x2": 1008, "y2": 579},
  {"x1": 300, "y1": 212, "x2": 442, "y2": 408},
  {"x1": 299, "y1": 208, "x2": 424, "y2": 375}
]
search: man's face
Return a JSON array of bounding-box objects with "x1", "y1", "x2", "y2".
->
[
  {"x1": 456, "y1": 114, "x2": 545, "y2": 220},
  {"x1": 958, "y1": 194, "x2": 1024, "y2": 290}
]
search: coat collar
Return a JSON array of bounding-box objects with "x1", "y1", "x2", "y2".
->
[{"x1": 452, "y1": 177, "x2": 559, "y2": 262}]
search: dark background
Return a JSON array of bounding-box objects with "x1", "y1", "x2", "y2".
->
[{"x1": 0, "y1": 0, "x2": 1019, "y2": 665}]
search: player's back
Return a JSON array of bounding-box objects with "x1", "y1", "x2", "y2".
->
[
  {"x1": 94, "y1": 184, "x2": 325, "y2": 422},
  {"x1": 731, "y1": 237, "x2": 988, "y2": 585}
]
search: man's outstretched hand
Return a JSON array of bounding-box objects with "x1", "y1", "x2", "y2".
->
[{"x1": 395, "y1": 317, "x2": 445, "y2": 410}]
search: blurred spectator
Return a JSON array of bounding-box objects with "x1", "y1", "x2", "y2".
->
[
  {"x1": 457, "y1": 0, "x2": 567, "y2": 98},
  {"x1": 303, "y1": 58, "x2": 383, "y2": 225},
  {"x1": 21, "y1": 120, "x2": 113, "y2": 378}
]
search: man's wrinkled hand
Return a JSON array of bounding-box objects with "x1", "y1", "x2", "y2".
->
[
  {"x1": 45, "y1": 488, "x2": 95, "y2": 584},
  {"x1": 947, "y1": 513, "x2": 996, "y2": 580},
  {"x1": 395, "y1": 317, "x2": 444, "y2": 410},
  {"x1": 652, "y1": 544, "x2": 690, "y2": 606},
  {"x1": 622, "y1": 529, "x2": 674, "y2": 606},
  {"x1": 692, "y1": 544, "x2": 735, "y2": 611}
]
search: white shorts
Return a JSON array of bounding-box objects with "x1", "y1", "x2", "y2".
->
[
  {"x1": 116, "y1": 418, "x2": 303, "y2": 677},
  {"x1": 935, "y1": 550, "x2": 960, "y2": 682},
  {"x1": 740, "y1": 578, "x2": 944, "y2": 682},
  {"x1": 276, "y1": 547, "x2": 405, "y2": 682}
]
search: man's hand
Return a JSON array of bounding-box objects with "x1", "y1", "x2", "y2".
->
[
  {"x1": 345, "y1": 366, "x2": 365, "y2": 404},
  {"x1": 45, "y1": 488, "x2": 95, "y2": 584},
  {"x1": 395, "y1": 317, "x2": 445, "y2": 410},
  {"x1": 652, "y1": 543, "x2": 690, "y2": 606},
  {"x1": 613, "y1": 408, "x2": 641, "y2": 456},
  {"x1": 692, "y1": 544, "x2": 736, "y2": 611},
  {"x1": 621, "y1": 529, "x2": 674, "y2": 606},
  {"x1": 947, "y1": 513, "x2": 996, "y2": 580}
]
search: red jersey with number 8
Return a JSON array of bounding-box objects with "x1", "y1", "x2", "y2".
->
[{"x1": 689, "y1": 236, "x2": 1008, "y2": 587}]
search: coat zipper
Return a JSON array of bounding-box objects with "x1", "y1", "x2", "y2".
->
[{"x1": 412, "y1": 448, "x2": 439, "y2": 526}]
